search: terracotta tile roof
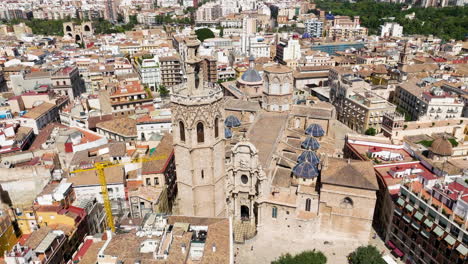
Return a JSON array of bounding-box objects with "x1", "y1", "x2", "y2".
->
[
  {"x1": 322, "y1": 158, "x2": 379, "y2": 190},
  {"x1": 24, "y1": 226, "x2": 53, "y2": 249},
  {"x1": 141, "y1": 134, "x2": 173, "y2": 174},
  {"x1": 96, "y1": 118, "x2": 137, "y2": 137},
  {"x1": 22, "y1": 103, "x2": 56, "y2": 120},
  {"x1": 68, "y1": 165, "x2": 125, "y2": 186}
]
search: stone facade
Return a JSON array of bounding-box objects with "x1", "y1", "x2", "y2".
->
[
  {"x1": 262, "y1": 64, "x2": 293, "y2": 112},
  {"x1": 171, "y1": 31, "x2": 227, "y2": 217}
]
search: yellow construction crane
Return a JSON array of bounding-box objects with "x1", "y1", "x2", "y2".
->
[{"x1": 70, "y1": 154, "x2": 167, "y2": 232}]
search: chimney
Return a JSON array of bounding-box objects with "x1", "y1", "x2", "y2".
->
[{"x1": 181, "y1": 243, "x2": 186, "y2": 254}]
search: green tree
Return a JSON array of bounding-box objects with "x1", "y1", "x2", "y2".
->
[
  {"x1": 158, "y1": 85, "x2": 170, "y2": 97},
  {"x1": 272, "y1": 250, "x2": 327, "y2": 264},
  {"x1": 348, "y1": 245, "x2": 385, "y2": 264},
  {"x1": 365, "y1": 127, "x2": 377, "y2": 136},
  {"x1": 195, "y1": 28, "x2": 215, "y2": 42}
]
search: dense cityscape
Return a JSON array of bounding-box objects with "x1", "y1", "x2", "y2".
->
[{"x1": 0, "y1": 0, "x2": 466, "y2": 264}]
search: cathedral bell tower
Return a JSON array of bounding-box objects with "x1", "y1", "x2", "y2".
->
[{"x1": 171, "y1": 30, "x2": 226, "y2": 217}]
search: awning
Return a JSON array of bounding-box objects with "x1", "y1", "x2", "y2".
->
[
  {"x1": 405, "y1": 204, "x2": 414, "y2": 212},
  {"x1": 444, "y1": 235, "x2": 456, "y2": 246},
  {"x1": 414, "y1": 211, "x2": 423, "y2": 221},
  {"x1": 393, "y1": 248, "x2": 404, "y2": 258},
  {"x1": 432, "y1": 226, "x2": 444, "y2": 237},
  {"x1": 386, "y1": 240, "x2": 396, "y2": 249},
  {"x1": 396, "y1": 197, "x2": 405, "y2": 206},
  {"x1": 456, "y1": 244, "x2": 468, "y2": 255},
  {"x1": 424, "y1": 218, "x2": 433, "y2": 228}
]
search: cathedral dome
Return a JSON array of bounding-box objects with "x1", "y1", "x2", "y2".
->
[
  {"x1": 225, "y1": 127, "x2": 233, "y2": 138},
  {"x1": 240, "y1": 68, "x2": 262, "y2": 83},
  {"x1": 297, "y1": 151, "x2": 320, "y2": 164},
  {"x1": 301, "y1": 136, "x2": 320, "y2": 150},
  {"x1": 225, "y1": 115, "x2": 241, "y2": 128},
  {"x1": 305, "y1": 124, "x2": 325, "y2": 137},
  {"x1": 292, "y1": 161, "x2": 319, "y2": 179}
]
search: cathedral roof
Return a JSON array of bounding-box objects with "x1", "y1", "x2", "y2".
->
[
  {"x1": 292, "y1": 161, "x2": 319, "y2": 179},
  {"x1": 297, "y1": 151, "x2": 320, "y2": 164},
  {"x1": 240, "y1": 68, "x2": 262, "y2": 83},
  {"x1": 305, "y1": 124, "x2": 325, "y2": 137},
  {"x1": 225, "y1": 115, "x2": 241, "y2": 128},
  {"x1": 322, "y1": 158, "x2": 378, "y2": 191},
  {"x1": 301, "y1": 136, "x2": 320, "y2": 150}
]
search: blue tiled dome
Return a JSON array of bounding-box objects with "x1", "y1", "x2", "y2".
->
[
  {"x1": 224, "y1": 115, "x2": 241, "y2": 128},
  {"x1": 297, "y1": 151, "x2": 320, "y2": 164},
  {"x1": 225, "y1": 127, "x2": 232, "y2": 138},
  {"x1": 292, "y1": 161, "x2": 319, "y2": 179},
  {"x1": 301, "y1": 136, "x2": 320, "y2": 150},
  {"x1": 305, "y1": 124, "x2": 325, "y2": 137},
  {"x1": 241, "y1": 68, "x2": 262, "y2": 83}
]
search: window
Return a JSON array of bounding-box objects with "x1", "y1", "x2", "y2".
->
[
  {"x1": 154, "y1": 177, "x2": 159, "y2": 185},
  {"x1": 305, "y1": 198, "x2": 311, "y2": 212},
  {"x1": 179, "y1": 121, "x2": 185, "y2": 142},
  {"x1": 340, "y1": 197, "x2": 354, "y2": 209},
  {"x1": 201, "y1": 170, "x2": 204, "y2": 179},
  {"x1": 197, "y1": 122, "x2": 204, "y2": 143},
  {"x1": 146, "y1": 178, "x2": 151, "y2": 186},
  {"x1": 272, "y1": 207, "x2": 278, "y2": 218},
  {"x1": 214, "y1": 117, "x2": 219, "y2": 138},
  {"x1": 241, "y1": 175, "x2": 248, "y2": 184}
]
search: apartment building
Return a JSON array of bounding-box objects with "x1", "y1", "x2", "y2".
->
[
  {"x1": 136, "y1": 57, "x2": 161, "y2": 91},
  {"x1": 327, "y1": 16, "x2": 368, "y2": 41},
  {"x1": 51, "y1": 66, "x2": 85, "y2": 100},
  {"x1": 160, "y1": 55, "x2": 183, "y2": 87},
  {"x1": 394, "y1": 79, "x2": 464, "y2": 121},
  {"x1": 304, "y1": 19, "x2": 323, "y2": 38}
]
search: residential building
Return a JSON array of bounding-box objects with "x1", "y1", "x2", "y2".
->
[
  {"x1": 51, "y1": 67, "x2": 85, "y2": 100},
  {"x1": 327, "y1": 16, "x2": 368, "y2": 41},
  {"x1": 0, "y1": 202, "x2": 17, "y2": 257},
  {"x1": 304, "y1": 19, "x2": 323, "y2": 38},
  {"x1": 394, "y1": 79, "x2": 464, "y2": 121},
  {"x1": 96, "y1": 118, "x2": 138, "y2": 142},
  {"x1": 380, "y1": 22, "x2": 403, "y2": 38},
  {"x1": 129, "y1": 134, "x2": 176, "y2": 218},
  {"x1": 160, "y1": 55, "x2": 183, "y2": 87},
  {"x1": 95, "y1": 215, "x2": 232, "y2": 263},
  {"x1": 137, "y1": 57, "x2": 161, "y2": 92},
  {"x1": 275, "y1": 38, "x2": 301, "y2": 65},
  {"x1": 19, "y1": 102, "x2": 60, "y2": 134},
  {"x1": 5, "y1": 228, "x2": 67, "y2": 264}
]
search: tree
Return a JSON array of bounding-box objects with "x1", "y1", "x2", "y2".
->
[
  {"x1": 195, "y1": 28, "x2": 215, "y2": 42},
  {"x1": 158, "y1": 85, "x2": 170, "y2": 97},
  {"x1": 365, "y1": 127, "x2": 377, "y2": 136},
  {"x1": 272, "y1": 250, "x2": 327, "y2": 264},
  {"x1": 348, "y1": 245, "x2": 385, "y2": 264}
]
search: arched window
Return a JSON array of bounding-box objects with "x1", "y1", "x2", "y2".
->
[
  {"x1": 340, "y1": 197, "x2": 354, "y2": 209},
  {"x1": 214, "y1": 117, "x2": 219, "y2": 138},
  {"x1": 305, "y1": 198, "x2": 311, "y2": 212},
  {"x1": 282, "y1": 81, "x2": 290, "y2": 94},
  {"x1": 272, "y1": 207, "x2": 277, "y2": 218},
  {"x1": 197, "y1": 122, "x2": 204, "y2": 143},
  {"x1": 179, "y1": 121, "x2": 185, "y2": 142}
]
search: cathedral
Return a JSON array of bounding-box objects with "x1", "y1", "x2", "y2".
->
[{"x1": 171, "y1": 30, "x2": 378, "y2": 244}]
